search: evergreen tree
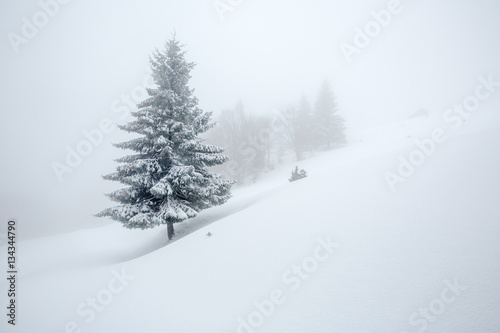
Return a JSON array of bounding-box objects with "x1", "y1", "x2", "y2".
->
[
  {"x1": 278, "y1": 95, "x2": 314, "y2": 161},
  {"x1": 297, "y1": 94, "x2": 315, "y2": 152},
  {"x1": 210, "y1": 101, "x2": 248, "y2": 182},
  {"x1": 206, "y1": 102, "x2": 276, "y2": 183},
  {"x1": 314, "y1": 80, "x2": 346, "y2": 149},
  {"x1": 97, "y1": 36, "x2": 234, "y2": 240},
  {"x1": 278, "y1": 105, "x2": 303, "y2": 161}
]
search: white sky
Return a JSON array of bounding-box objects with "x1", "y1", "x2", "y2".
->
[{"x1": 1, "y1": 0, "x2": 499, "y2": 237}]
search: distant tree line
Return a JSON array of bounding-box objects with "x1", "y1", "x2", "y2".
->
[
  {"x1": 206, "y1": 80, "x2": 346, "y2": 183},
  {"x1": 97, "y1": 35, "x2": 345, "y2": 241}
]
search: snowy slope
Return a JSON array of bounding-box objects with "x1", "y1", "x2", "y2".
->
[{"x1": 1, "y1": 113, "x2": 499, "y2": 333}]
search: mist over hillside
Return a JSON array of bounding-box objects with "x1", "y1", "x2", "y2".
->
[{"x1": 0, "y1": 1, "x2": 499, "y2": 332}]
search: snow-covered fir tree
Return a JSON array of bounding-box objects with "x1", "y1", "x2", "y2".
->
[
  {"x1": 97, "y1": 36, "x2": 234, "y2": 240},
  {"x1": 278, "y1": 96, "x2": 313, "y2": 162},
  {"x1": 314, "y1": 80, "x2": 346, "y2": 149},
  {"x1": 297, "y1": 93, "x2": 315, "y2": 152}
]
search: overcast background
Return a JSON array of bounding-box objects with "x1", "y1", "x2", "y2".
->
[{"x1": 1, "y1": 0, "x2": 499, "y2": 238}]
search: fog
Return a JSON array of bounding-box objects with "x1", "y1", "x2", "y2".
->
[{"x1": 1, "y1": 0, "x2": 499, "y2": 238}]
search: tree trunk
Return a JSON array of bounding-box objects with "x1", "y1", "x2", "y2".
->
[{"x1": 167, "y1": 223, "x2": 175, "y2": 240}]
